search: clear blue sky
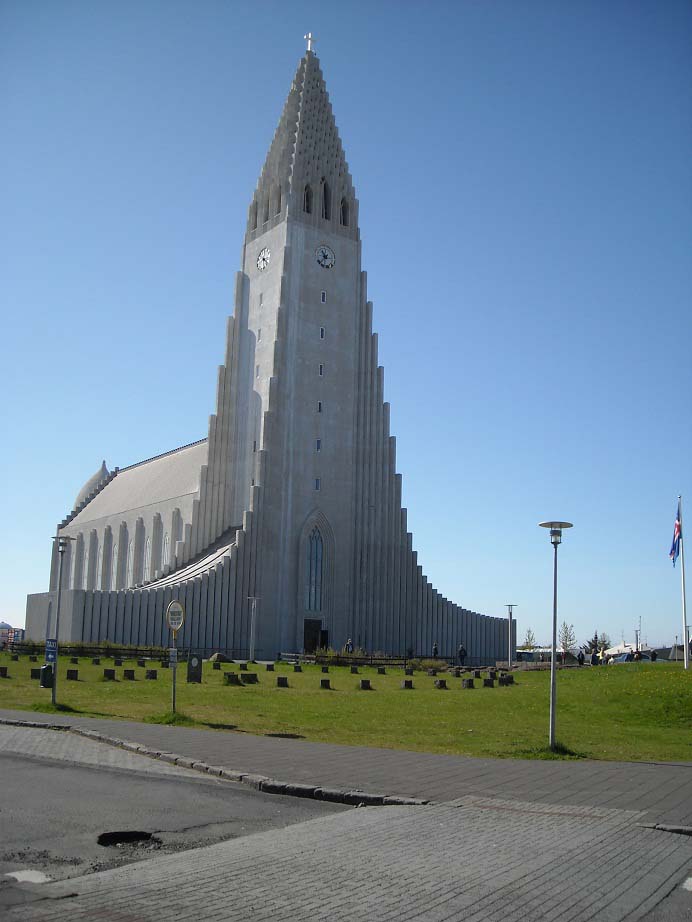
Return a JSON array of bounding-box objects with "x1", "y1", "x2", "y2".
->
[{"x1": 2, "y1": 0, "x2": 691, "y2": 648}]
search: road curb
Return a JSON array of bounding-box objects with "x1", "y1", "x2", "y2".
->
[{"x1": 0, "y1": 717, "x2": 429, "y2": 808}]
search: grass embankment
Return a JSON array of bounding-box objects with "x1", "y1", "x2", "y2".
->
[{"x1": 0, "y1": 653, "x2": 689, "y2": 762}]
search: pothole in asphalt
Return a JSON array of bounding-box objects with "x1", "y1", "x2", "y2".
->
[{"x1": 97, "y1": 831, "x2": 162, "y2": 848}]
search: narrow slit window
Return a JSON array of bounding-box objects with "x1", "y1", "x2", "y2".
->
[
  {"x1": 340, "y1": 197, "x2": 350, "y2": 227},
  {"x1": 257, "y1": 328, "x2": 261, "y2": 342},
  {"x1": 315, "y1": 478, "x2": 321, "y2": 491},
  {"x1": 320, "y1": 327, "x2": 325, "y2": 339},
  {"x1": 259, "y1": 292, "x2": 263, "y2": 305},
  {"x1": 317, "y1": 400, "x2": 322, "y2": 413},
  {"x1": 319, "y1": 363, "x2": 323, "y2": 376},
  {"x1": 255, "y1": 365, "x2": 260, "y2": 378},
  {"x1": 253, "y1": 440, "x2": 257, "y2": 453},
  {"x1": 304, "y1": 184, "x2": 313, "y2": 214},
  {"x1": 316, "y1": 439, "x2": 321, "y2": 452},
  {"x1": 321, "y1": 291, "x2": 327, "y2": 303}
]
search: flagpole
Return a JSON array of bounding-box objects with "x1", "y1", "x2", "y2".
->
[{"x1": 680, "y1": 495, "x2": 689, "y2": 671}]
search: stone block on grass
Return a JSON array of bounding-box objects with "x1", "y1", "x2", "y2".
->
[
  {"x1": 277, "y1": 676, "x2": 289, "y2": 688},
  {"x1": 137, "y1": 659, "x2": 146, "y2": 667},
  {"x1": 160, "y1": 661, "x2": 169, "y2": 669},
  {"x1": 321, "y1": 665, "x2": 329, "y2": 673},
  {"x1": 265, "y1": 663, "x2": 275, "y2": 671},
  {"x1": 11, "y1": 654, "x2": 19, "y2": 662},
  {"x1": 66, "y1": 669, "x2": 79, "y2": 681},
  {"x1": 123, "y1": 669, "x2": 136, "y2": 680},
  {"x1": 241, "y1": 673, "x2": 258, "y2": 684},
  {"x1": 114, "y1": 659, "x2": 123, "y2": 667},
  {"x1": 350, "y1": 665, "x2": 359, "y2": 674},
  {"x1": 453, "y1": 667, "x2": 461, "y2": 678},
  {"x1": 31, "y1": 668, "x2": 41, "y2": 680},
  {"x1": 213, "y1": 661, "x2": 221, "y2": 670},
  {"x1": 359, "y1": 678, "x2": 372, "y2": 690},
  {"x1": 70, "y1": 657, "x2": 79, "y2": 665},
  {"x1": 224, "y1": 672, "x2": 242, "y2": 686},
  {"x1": 239, "y1": 662, "x2": 248, "y2": 671},
  {"x1": 0, "y1": 666, "x2": 8, "y2": 678},
  {"x1": 401, "y1": 679, "x2": 414, "y2": 690},
  {"x1": 405, "y1": 667, "x2": 414, "y2": 676},
  {"x1": 293, "y1": 664, "x2": 302, "y2": 673},
  {"x1": 462, "y1": 678, "x2": 474, "y2": 689},
  {"x1": 473, "y1": 670, "x2": 482, "y2": 679},
  {"x1": 320, "y1": 678, "x2": 331, "y2": 689},
  {"x1": 488, "y1": 670, "x2": 497, "y2": 680},
  {"x1": 103, "y1": 668, "x2": 116, "y2": 681},
  {"x1": 29, "y1": 655, "x2": 37, "y2": 662},
  {"x1": 483, "y1": 678, "x2": 495, "y2": 688},
  {"x1": 434, "y1": 678, "x2": 447, "y2": 689},
  {"x1": 92, "y1": 658, "x2": 101, "y2": 665},
  {"x1": 377, "y1": 667, "x2": 386, "y2": 675},
  {"x1": 145, "y1": 670, "x2": 158, "y2": 680}
]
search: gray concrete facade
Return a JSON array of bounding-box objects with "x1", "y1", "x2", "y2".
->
[{"x1": 26, "y1": 50, "x2": 514, "y2": 662}]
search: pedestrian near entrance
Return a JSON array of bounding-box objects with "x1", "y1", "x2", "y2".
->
[
  {"x1": 577, "y1": 650, "x2": 585, "y2": 667},
  {"x1": 344, "y1": 638, "x2": 353, "y2": 654},
  {"x1": 457, "y1": 644, "x2": 466, "y2": 666},
  {"x1": 432, "y1": 642, "x2": 439, "y2": 658}
]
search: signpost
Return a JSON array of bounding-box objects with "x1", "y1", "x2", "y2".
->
[
  {"x1": 166, "y1": 600, "x2": 185, "y2": 714},
  {"x1": 45, "y1": 639, "x2": 57, "y2": 664}
]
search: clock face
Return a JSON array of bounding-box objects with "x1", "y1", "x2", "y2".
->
[
  {"x1": 315, "y1": 245, "x2": 335, "y2": 269},
  {"x1": 256, "y1": 247, "x2": 270, "y2": 271}
]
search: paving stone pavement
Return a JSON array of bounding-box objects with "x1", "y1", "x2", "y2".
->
[
  {"x1": 1, "y1": 709, "x2": 691, "y2": 825},
  {"x1": 6, "y1": 796, "x2": 692, "y2": 922},
  {"x1": 0, "y1": 725, "x2": 205, "y2": 779}
]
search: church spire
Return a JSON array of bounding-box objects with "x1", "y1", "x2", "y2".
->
[{"x1": 246, "y1": 43, "x2": 358, "y2": 239}]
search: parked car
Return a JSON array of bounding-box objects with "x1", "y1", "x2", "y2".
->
[{"x1": 611, "y1": 652, "x2": 652, "y2": 663}]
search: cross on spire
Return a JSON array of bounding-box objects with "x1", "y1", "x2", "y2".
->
[{"x1": 304, "y1": 32, "x2": 315, "y2": 53}]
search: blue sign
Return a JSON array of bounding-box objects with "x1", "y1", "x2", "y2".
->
[{"x1": 45, "y1": 639, "x2": 57, "y2": 663}]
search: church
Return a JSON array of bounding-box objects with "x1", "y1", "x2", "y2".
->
[{"x1": 26, "y1": 41, "x2": 513, "y2": 663}]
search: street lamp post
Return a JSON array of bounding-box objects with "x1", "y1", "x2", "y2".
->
[
  {"x1": 248, "y1": 597, "x2": 260, "y2": 662},
  {"x1": 538, "y1": 521, "x2": 573, "y2": 751},
  {"x1": 505, "y1": 604, "x2": 517, "y2": 670},
  {"x1": 51, "y1": 535, "x2": 75, "y2": 707}
]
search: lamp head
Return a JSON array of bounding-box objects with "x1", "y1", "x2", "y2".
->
[{"x1": 538, "y1": 521, "x2": 573, "y2": 546}]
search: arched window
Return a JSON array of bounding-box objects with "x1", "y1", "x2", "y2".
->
[
  {"x1": 162, "y1": 534, "x2": 170, "y2": 568},
  {"x1": 263, "y1": 196, "x2": 270, "y2": 223},
  {"x1": 305, "y1": 527, "x2": 323, "y2": 612},
  {"x1": 143, "y1": 537, "x2": 151, "y2": 582},
  {"x1": 275, "y1": 185, "x2": 282, "y2": 215},
  {"x1": 111, "y1": 546, "x2": 119, "y2": 590},
  {"x1": 83, "y1": 549, "x2": 90, "y2": 590},
  {"x1": 340, "y1": 197, "x2": 349, "y2": 227},
  {"x1": 250, "y1": 201, "x2": 258, "y2": 230},
  {"x1": 96, "y1": 542, "x2": 103, "y2": 589},
  {"x1": 126, "y1": 540, "x2": 134, "y2": 587},
  {"x1": 321, "y1": 180, "x2": 331, "y2": 220},
  {"x1": 303, "y1": 184, "x2": 313, "y2": 214}
]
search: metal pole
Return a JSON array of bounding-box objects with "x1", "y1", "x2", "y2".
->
[
  {"x1": 249, "y1": 598, "x2": 257, "y2": 662},
  {"x1": 549, "y1": 541, "x2": 558, "y2": 751},
  {"x1": 172, "y1": 630, "x2": 177, "y2": 714},
  {"x1": 505, "y1": 604, "x2": 516, "y2": 670},
  {"x1": 52, "y1": 540, "x2": 65, "y2": 706},
  {"x1": 680, "y1": 496, "x2": 689, "y2": 670}
]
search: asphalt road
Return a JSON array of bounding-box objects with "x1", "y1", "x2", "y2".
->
[{"x1": 0, "y1": 725, "x2": 346, "y2": 910}]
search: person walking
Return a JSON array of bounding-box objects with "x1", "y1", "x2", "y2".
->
[
  {"x1": 432, "y1": 642, "x2": 439, "y2": 659},
  {"x1": 457, "y1": 644, "x2": 466, "y2": 666}
]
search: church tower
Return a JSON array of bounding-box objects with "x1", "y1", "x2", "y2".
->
[{"x1": 27, "y1": 41, "x2": 513, "y2": 666}]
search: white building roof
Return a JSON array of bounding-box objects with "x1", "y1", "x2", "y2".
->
[{"x1": 66, "y1": 440, "x2": 207, "y2": 527}]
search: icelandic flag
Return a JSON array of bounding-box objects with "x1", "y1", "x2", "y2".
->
[{"x1": 669, "y1": 500, "x2": 681, "y2": 566}]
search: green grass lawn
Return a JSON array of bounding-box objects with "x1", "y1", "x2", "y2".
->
[{"x1": 0, "y1": 653, "x2": 690, "y2": 762}]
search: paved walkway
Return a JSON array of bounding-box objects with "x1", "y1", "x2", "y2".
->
[
  {"x1": 7, "y1": 796, "x2": 692, "y2": 922},
  {"x1": 1, "y1": 708, "x2": 691, "y2": 825}
]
